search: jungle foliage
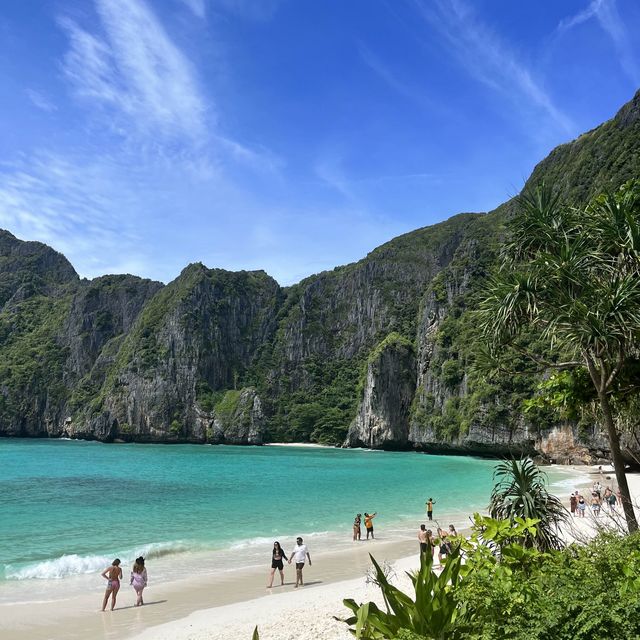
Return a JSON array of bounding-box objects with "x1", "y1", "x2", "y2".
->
[{"x1": 341, "y1": 518, "x2": 640, "y2": 640}]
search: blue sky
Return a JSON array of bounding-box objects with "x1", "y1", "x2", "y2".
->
[{"x1": 0, "y1": 0, "x2": 639, "y2": 285}]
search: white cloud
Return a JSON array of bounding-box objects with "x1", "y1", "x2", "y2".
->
[
  {"x1": 412, "y1": 0, "x2": 573, "y2": 134},
  {"x1": 180, "y1": 0, "x2": 207, "y2": 18},
  {"x1": 0, "y1": 153, "x2": 151, "y2": 279},
  {"x1": 357, "y1": 41, "x2": 439, "y2": 112},
  {"x1": 59, "y1": 0, "x2": 209, "y2": 141},
  {"x1": 557, "y1": 0, "x2": 640, "y2": 86},
  {"x1": 25, "y1": 89, "x2": 58, "y2": 112}
]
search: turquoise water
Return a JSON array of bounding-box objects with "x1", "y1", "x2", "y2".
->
[{"x1": 0, "y1": 438, "x2": 579, "y2": 599}]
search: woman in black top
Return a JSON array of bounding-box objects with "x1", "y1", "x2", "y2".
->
[{"x1": 267, "y1": 541, "x2": 288, "y2": 588}]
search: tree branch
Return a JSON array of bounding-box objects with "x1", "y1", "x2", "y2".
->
[
  {"x1": 605, "y1": 345, "x2": 625, "y2": 389},
  {"x1": 509, "y1": 343, "x2": 582, "y2": 371}
]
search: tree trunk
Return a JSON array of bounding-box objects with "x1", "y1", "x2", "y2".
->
[{"x1": 598, "y1": 390, "x2": 638, "y2": 533}]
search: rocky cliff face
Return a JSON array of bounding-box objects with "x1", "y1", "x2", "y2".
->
[
  {"x1": 346, "y1": 334, "x2": 416, "y2": 449},
  {"x1": 77, "y1": 265, "x2": 280, "y2": 442},
  {"x1": 0, "y1": 230, "x2": 78, "y2": 309},
  {"x1": 2, "y1": 90, "x2": 640, "y2": 457}
]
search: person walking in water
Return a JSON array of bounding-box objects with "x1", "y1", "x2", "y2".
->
[
  {"x1": 426, "y1": 498, "x2": 436, "y2": 521},
  {"x1": 353, "y1": 514, "x2": 362, "y2": 541},
  {"x1": 130, "y1": 556, "x2": 147, "y2": 607},
  {"x1": 288, "y1": 537, "x2": 311, "y2": 588},
  {"x1": 101, "y1": 558, "x2": 122, "y2": 611},
  {"x1": 364, "y1": 512, "x2": 377, "y2": 539},
  {"x1": 267, "y1": 541, "x2": 288, "y2": 588}
]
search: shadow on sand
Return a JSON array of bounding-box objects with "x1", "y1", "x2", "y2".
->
[{"x1": 111, "y1": 600, "x2": 168, "y2": 611}]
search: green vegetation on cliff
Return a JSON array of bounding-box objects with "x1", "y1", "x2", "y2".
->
[
  {"x1": 0, "y1": 294, "x2": 72, "y2": 426},
  {"x1": 1, "y1": 91, "x2": 640, "y2": 447}
]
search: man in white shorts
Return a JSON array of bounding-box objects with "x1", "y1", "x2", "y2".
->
[{"x1": 288, "y1": 536, "x2": 312, "y2": 588}]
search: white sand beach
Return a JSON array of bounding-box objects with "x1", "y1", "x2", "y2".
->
[{"x1": 2, "y1": 463, "x2": 636, "y2": 640}]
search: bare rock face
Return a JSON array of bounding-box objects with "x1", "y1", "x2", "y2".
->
[
  {"x1": 202, "y1": 388, "x2": 265, "y2": 445},
  {"x1": 536, "y1": 425, "x2": 595, "y2": 465},
  {"x1": 63, "y1": 275, "x2": 163, "y2": 378},
  {"x1": 346, "y1": 335, "x2": 416, "y2": 449},
  {"x1": 82, "y1": 265, "x2": 280, "y2": 443},
  {"x1": 3, "y1": 90, "x2": 640, "y2": 457},
  {"x1": 0, "y1": 229, "x2": 78, "y2": 310}
]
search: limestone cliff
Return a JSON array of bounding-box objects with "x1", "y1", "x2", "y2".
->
[
  {"x1": 346, "y1": 334, "x2": 416, "y2": 449},
  {"x1": 2, "y1": 90, "x2": 640, "y2": 459}
]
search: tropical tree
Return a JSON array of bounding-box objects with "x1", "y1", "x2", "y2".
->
[
  {"x1": 479, "y1": 180, "x2": 640, "y2": 533},
  {"x1": 488, "y1": 458, "x2": 567, "y2": 550}
]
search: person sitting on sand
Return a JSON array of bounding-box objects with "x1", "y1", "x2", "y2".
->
[
  {"x1": 364, "y1": 512, "x2": 377, "y2": 539},
  {"x1": 353, "y1": 514, "x2": 362, "y2": 541},
  {"x1": 130, "y1": 556, "x2": 147, "y2": 607},
  {"x1": 101, "y1": 558, "x2": 122, "y2": 611},
  {"x1": 267, "y1": 541, "x2": 288, "y2": 588},
  {"x1": 288, "y1": 537, "x2": 311, "y2": 588}
]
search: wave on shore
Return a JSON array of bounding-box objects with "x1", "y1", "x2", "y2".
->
[{"x1": 3, "y1": 541, "x2": 191, "y2": 581}]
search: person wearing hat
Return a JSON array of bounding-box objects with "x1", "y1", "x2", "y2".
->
[
  {"x1": 130, "y1": 556, "x2": 148, "y2": 606},
  {"x1": 288, "y1": 537, "x2": 311, "y2": 588}
]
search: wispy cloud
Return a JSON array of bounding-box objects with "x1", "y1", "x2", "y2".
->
[
  {"x1": 59, "y1": 0, "x2": 209, "y2": 141},
  {"x1": 412, "y1": 0, "x2": 573, "y2": 134},
  {"x1": 211, "y1": 0, "x2": 281, "y2": 20},
  {"x1": 25, "y1": 89, "x2": 58, "y2": 112},
  {"x1": 557, "y1": 0, "x2": 640, "y2": 86},
  {"x1": 0, "y1": 153, "x2": 151, "y2": 278},
  {"x1": 357, "y1": 41, "x2": 438, "y2": 111},
  {"x1": 180, "y1": 0, "x2": 207, "y2": 19},
  {"x1": 314, "y1": 156, "x2": 359, "y2": 203}
]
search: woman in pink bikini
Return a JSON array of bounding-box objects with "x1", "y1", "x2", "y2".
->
[{"x1": 101, "y1": 559, "x2": 122, "y2": 611}]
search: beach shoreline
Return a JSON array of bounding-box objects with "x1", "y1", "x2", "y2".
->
[{"x1": 0, "y1": 462, "x2": 599, "y2": 640}]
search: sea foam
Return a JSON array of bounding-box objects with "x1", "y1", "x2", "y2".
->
[{"x1": 3, "y1": 541, "x2": 191, "y2": 580}]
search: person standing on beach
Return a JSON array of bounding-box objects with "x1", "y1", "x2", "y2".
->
[
  {"x1": 437, "y1": 527, "x2": 452, "y2": 565},
  {"x1": 130, "y1": 556, "x2": 147, "y2": 607},
  {"x1": 268, "y1": 541, "x2": 288, "y2": 588},
  {"x1": 353, "y1": 514, "x2": 362, "y2": 541},
  {"x1": 101, "y1": 559, "x2": 122, "y2": 611},
  {"x1": 364, "y1": 512, "x2": 377, "y2": 539},
  {"x1": 418, "y1": 524, "x2": 433, "y2": 557},
  {"x1": 288, "y1": 537, "x2": 311, "y2": 588},
  {"x1": 577, "y1": 494, "x2": 586, "y2": 517},
  {"x1": 426, "y1": 498, "x2": 435, "y2": 521},
  {"x1": 570, "y1": 492, "x2": 577, "y2": 516}
]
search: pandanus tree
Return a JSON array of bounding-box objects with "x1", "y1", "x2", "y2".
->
[
  {"x1": 479, "y1": 180, "x2": 640, "y2": 533},
  {"x1": 489, "y1": 458, "x2": 567, "y2": 551}
]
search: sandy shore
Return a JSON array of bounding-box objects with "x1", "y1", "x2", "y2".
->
[
  {"x1": 1, "y1": 464, "x2": 633, "y2": 640},
  {"x1": 0, "y1": 537, "x2": 418, "y2": 640}
]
